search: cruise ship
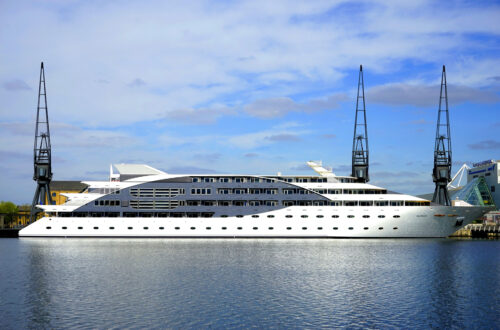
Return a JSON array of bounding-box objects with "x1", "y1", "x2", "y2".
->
[{"x1": 19, "y1": 162, "x2": 492, "y2": 238}]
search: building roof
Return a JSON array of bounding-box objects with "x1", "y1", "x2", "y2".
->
[{"x1": 49, "y1": 181, "x2": 88, "y2": 191}]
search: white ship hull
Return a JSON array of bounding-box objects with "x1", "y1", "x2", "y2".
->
[{"x1": 19, "y1": 205, "x2": 488, "y2": 238}]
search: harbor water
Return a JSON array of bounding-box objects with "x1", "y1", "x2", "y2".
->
[{"x1": 0, "y1": 238, "x2": 499, "y2": 329}]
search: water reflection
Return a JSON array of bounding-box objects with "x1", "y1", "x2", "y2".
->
[{"x1": 0, "y1": 238, "x2": 497, "y2": 328}]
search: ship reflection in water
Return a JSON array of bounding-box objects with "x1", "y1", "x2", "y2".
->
[{"x1": 0, "y1": 238, "x2": 498, "y2": 328}]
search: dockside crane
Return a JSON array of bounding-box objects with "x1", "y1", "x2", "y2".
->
[
  {"x1": 352, "y1": 65, "x2": 369, "y2": 183},
  {"x1": 432, "y1": 65, "x2": 452, "y2": 206},
  {"x1": 30, "y1": 62, "x2": 53, "y2": 222}
]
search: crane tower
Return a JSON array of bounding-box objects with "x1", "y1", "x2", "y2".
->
[{"x1": 352, "y1": 65, "x2": 369, "y2": 183}]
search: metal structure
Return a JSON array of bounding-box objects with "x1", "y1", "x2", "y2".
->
[
  {"x1": 432, "y1": 65, "x2": 452, "y2": 205},
  {"x1": 448, "y1": 163, "x2": 471, "y2": 189},
  {"x1": 352, "y1": 65, "x2": 369, "y2": 183},
  {"x1": 30, "y1": 62, "x2": 53, "y2": 221}
]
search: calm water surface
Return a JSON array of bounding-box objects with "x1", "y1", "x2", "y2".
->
[{"x1": 0, "y1": 238, "x2": 499, "y2": 329}]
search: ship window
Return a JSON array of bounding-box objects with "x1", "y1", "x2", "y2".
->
[
  {"x1": 128, "y1": 227, "x2": 133, "y2": 230},
  {"x1": 253, "y1": 227, "x2": 258, "y2": 230},
  {"x1": 267, "y1": 215, "x2": 275, "y2": 218},
  {"x1": 94, "y1": 201, "x2": 98, "y2": 206},
  {"x1": 316, "y1": 215, "x2": 324, "y2": 218},
  {"x1": 175, "y1": 227, "x2": 180, "y2": 230},
  {"x1": 347, "y1": 215, "x2": 354, "y2": 218},
  {"x1": 221, "y1": 215, "x2": 228, "y2": 218},
  {"x1": 378, "y1": 215, "x2": 385, "y2": 218},
  {"x1": 190, "y1": 227, "x2": 196, "y2": 230},
  {"x1": 222, "y1": 227, "x2": 227, "y2": 230},
  {"x1": 144, "y1": 227, "x2": 149, "y2": 230},
  {"x1": 302, "y1": 227, "x2": 307, "y2": 230},
  {"x1": 237, "y1": 227, "x2": 242, "y2": 230},
  {"x1": 332, "y1": 215, "x2": 339, "y2": 218},
  {"x1": 375, "y1": 201, "x2": 389, "y2": 206},
  {"x1": 285, "y1": 215, "x2": 293, "y2": 218},
  {"x1": 286, "y1": 227, "x2": 292, "y2": 230},
  {"x1": 159, "y1": 227, "x2": 164, "y2": 230},
  {"x1": 359, "y1": 201, "x2": 373, "y2": 206},
  {"x1": 62, "y1": 226, "x2": 67, "y2": 229},
  {"x1": 252, "y1": 215, "x2": 259, "y2": 218},
  {"x1": 333, "y1": 227, "x2": 338, "y2": 230},
  {"x1": 78, "y1": 227, "x2": 83, "y2": 230},
  {"x1": 94, "y1": 227, "x2": 99, "y2": 230},
  {"x1": 378, "y1": 227, "x2": 384, "y2": 230},
  {"x1": 236, "y1": 215, "x2": 243, "y2": 218},
  {"x1": 45, "y1": 226, "x2": 52, "y2": 230},
  {"x1": 393, "y1": 227, "x2": 398, "y2": 230},
  {"x1": 390, "y1": 201, "x2": 403, "y2": 206},
  {"x1": 109, "y1": 227, "x2": 114, "y2": 230},
  {"x1": 206, "y1": 227, "x2": 211, "y2": 230},
  {"x1": 317, "y1": 227, "x2": 323, "y2": 230},
  {"x1": 364, "y1": 227, "x2": 368, "y2": 230},
  {"x1": 363, "y1": 215, "x2": 370, "y2": 218},
  {"x1": 268, "y1": 227, "x2": 274, "y2": 230},
  {"x1": 344, "y1": 201, "x2": 358, "y2": 206},
  {"x1": 301, "y1": 215, "x2": 308, "y2": 218},
  {"x1": 393, "y1": 215, "x2": 400, "y2": 218},
  {"x1": 348, "y1": 227, "x2": 353, "y2": 230}
]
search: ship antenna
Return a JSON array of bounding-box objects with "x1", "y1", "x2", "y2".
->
[
  {"x1": 432, "y1": 65, "x2": 452, "y2": 206},
  {"x1": 352, "y1": 64, "x2": 369, "y2": 183},
  {"x1": 30, "y1": 62, "x2": 54, "y2": 222}
]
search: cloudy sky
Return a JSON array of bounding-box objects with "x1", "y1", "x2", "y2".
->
[{"x1": 1, "y1": 0, "x2": 499, "y2": 204}]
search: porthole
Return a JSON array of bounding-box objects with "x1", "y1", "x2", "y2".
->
[
  {"x1": 302, "y1": 227, "x2": 307, "y2": 230},
  {"x1": 144, "y1": 227, "x2": 149, "y2": 230},
  {"x1": 206, "y1": 227, "x2": 211, "y2": 230},
  {"x1": 333, "y1": 227, "x2": 338, "y2": 230},
  {"x1": 237, "y1": 227, "x2": 242, "y2": 230},
  {"x1": 378, "y1": 227, "x2": 383, "y2": 230},
  {"x1": 378, "y1": 215, "x2": 385, "y2": 218},
  {"x1": 286, "y1": 227, "x2": 292, "y2": 230},
  {"x1": 222, "y1": 227, "x2": 227, "y2": 230},
  {"x1": 267, "y1": 215, "x2": 275, "y2": 218},
  {"x1": 78, "y1": 227, "x2": 83, "y2": 230},
  {"x1": 362, "y1": 215, "x2": 370, "y2": 218},
  {"x1": 286, "y1": 215, "x2": 293, "y2": 218},
  {"x1": 62, "y1": 226, "x2": 67, "y2": 230},
  {"x1": 109, "y1": 227, "x2": 115, "y2": 230},
  {"x1": 317, "y1": 227, "x2": 323, "y2": 230},
  {"x1": 332, "y1": 215, "x2": 339, "y2": 218},
  {"x1": 159, "y1": 227, "x2": 164, "y2": 230},
  {"x1": 393, "y1": 215, "x2": 400, "y2": 218},
  {"x1": 190, "y1": 227, "x2": 196, "y2": 230},
  {"x1": 393, "y1": 227, "x2": 398, "y2": 230},
  {"x1": 301, "y1": 215, "x2": 308, "y2": 218},
  {"x1": 128, "y1": 227, "x2": 133, "y2": 230},
  {"x1": 363, "y1": 227, "x2": 368, "y2": 230},
  {"x1": 253, "y1": 227, "x2": 258, "y2": 230},
  {"x1": 94, "y1": 227, "x2": 99, "y2": 230},
  {"x1": 46, "y1": 226, "x2": 51, "y2": 229},
  {"x1": 236, "y1": 215, "x2": 243, "y2": 218},
  {"x1": 347, "y1": 215, "x2": 354, "y2": 218},
  {"x1": 221, "y1": 215, "x2": 228, "y2": 218},
  {"x1": 348, "y1": 227, "x2": 353, "y2": 230},
  {"x1": 252, "y1": 215, "x2": 259, "y2": 218},
  {"x1": 175, "y1": 227, "x2": 180, "y2": 230},
  {"x1": 268, "y1": 227, "x2": 274, "y2": 230},
  {"x1": 316, "y1": 215, "x2": 324, "y2": 218}
]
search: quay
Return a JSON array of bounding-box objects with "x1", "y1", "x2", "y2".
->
[
  {"x1": 450, "y1": 223, "x2": 500, "y2": 238},
  {"x1": 0, "y1": 229, "x2": 19, "y2": 238}
]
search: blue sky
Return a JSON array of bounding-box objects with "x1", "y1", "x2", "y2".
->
[{"x1": 0, "y1": 0, "x2": 499, "y2": 204}]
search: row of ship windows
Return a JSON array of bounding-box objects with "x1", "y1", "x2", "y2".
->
[
  {"x1": 56, "y1": 212, "x2": 403, "y2": 219},
  {"x1": 94, "y1": 200, "x2": 429, "y2": 208},
  {"x1": 46, "y1": 226, "x2": 399, "y2": 231},
  {"x1": 192, "y1": 177, "x2": 331, "y2": 183}
]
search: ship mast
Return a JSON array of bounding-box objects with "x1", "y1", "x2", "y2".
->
[
  {"x1": 30, "y1": 62, "x2": 54, "y2": 221},
  {"x1": 432, "y1": 65, "x2": 452, "y2": 206},
  {"x1": 352, "y1": 65, "x2": 369, "y2": 183}
]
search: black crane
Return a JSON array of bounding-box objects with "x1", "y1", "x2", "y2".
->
[
  {"x1": 352, "y1": 65, "x2": 369, "y2": 183},
  {"x1": 432, "y1": 65, "x2": 452, "y2": 206},
  {"x1": 30, "y1": 62, "x2": 53, "y2": 222}
]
